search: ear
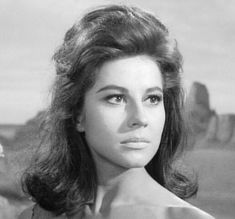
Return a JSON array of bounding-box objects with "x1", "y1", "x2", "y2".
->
[{"x1": 76, "y1": 112, "x2": 85, "y2": 133}]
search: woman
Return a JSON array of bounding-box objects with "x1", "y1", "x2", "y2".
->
[{"x1": 19, "y1": 4, "x2": 215, "y2": 219}]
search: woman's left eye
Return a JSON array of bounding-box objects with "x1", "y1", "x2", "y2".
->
[{"x1": 146, "y1": 95, "x2": 162, "y2": 105}]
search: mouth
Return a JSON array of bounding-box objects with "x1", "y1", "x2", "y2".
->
[
  {"x1": 121, "y1": 137, "x2": 150, "y2": 144},
  {"x1": 120, "y1": 138, "x2": 150, "y2": 149}
]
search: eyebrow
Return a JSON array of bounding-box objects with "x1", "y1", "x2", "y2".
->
[{"x1": 96, "y1": 85, "x2": 163, "y2": 94}]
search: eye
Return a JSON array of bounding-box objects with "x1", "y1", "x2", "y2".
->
[
  {"x1": 105, "y1": 94, "x2": 126, "y2": 105},
  {"x1": 145, "y1": 95, "x2": 162, "y2": 105}
]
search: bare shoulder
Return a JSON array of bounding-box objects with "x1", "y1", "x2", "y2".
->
[
  {"x1": 135, "y1": 183, "x2": 215, "y2": 219},
  {"x1": 151, "y1": 187, "x2": 215, "y2": 218},
  {"x1": 140, "y1": 181, "x2": 192, "y2": 207},
  {"x1": 105, "y1": 204, "x2": 215, "y2": 219},
  {"x1": 18, "y1": 205, "x2": 34, "y2": 219},
  {"x1": 143, "y1": 189, "x2": 215, "y2": 219},
  {"x1": 165, "y1": 205, "x2": 215, "y2": 219}
]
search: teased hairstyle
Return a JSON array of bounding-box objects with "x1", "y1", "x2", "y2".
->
[{"x1": 22, "y1": 4, "x2": 198, "y2": 217}]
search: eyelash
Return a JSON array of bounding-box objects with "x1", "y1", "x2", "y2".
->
[
  {"x1": 147, "y1": 95, "x2": 162, "y2": 104},
  {"x1": 104, "y1": 94, "x2": 162, "y2": 105},
  {"x1": 104, "y1": 94, "x2": 125, "y2": 104}
]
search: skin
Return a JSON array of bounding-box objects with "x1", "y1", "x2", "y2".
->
[{"x1": 77, "y1": 55, "x2": 166, "y2": 213}]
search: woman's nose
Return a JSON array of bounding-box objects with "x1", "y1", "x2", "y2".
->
[{"x1": 127, "y1": 103, "x2": 148, "y2": 128}]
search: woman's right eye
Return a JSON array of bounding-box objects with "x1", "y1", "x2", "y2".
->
[{"x1": 104, "y1": 94, "x2": 125, "y2": 105}]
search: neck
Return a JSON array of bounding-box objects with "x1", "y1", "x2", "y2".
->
[
  {"x1": 91, "y1": 166, "x2": 152, "y2": 213},
  {"x1": 98, "y1": 167, "x2": 147, "y2": 187},
  {"x1": 88, "y1": 148, "x2": 156, "y2": 214}
]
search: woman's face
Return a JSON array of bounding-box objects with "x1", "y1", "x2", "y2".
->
[{"x1": 77, "y1": 55, "x2": 165, "y2": 170}]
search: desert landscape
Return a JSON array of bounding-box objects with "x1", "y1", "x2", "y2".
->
[{"x1": 0, "y1": 81, "x2": 234, "y2": 219}]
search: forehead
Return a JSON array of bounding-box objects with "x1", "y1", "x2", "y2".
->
[{"x1": 94, "y1": 55, "x2": 163, "y2": 90}]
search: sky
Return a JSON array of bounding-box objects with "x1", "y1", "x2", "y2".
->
[{"x1": 1, "y1": 0, "x2": 235, "y2": 124}]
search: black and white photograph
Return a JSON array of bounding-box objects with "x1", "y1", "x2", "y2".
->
[{"x1": 0, "y1": 0, "x2": 234, "y2": 218}]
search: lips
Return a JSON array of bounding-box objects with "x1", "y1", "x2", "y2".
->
[{"x1": 120, "y1": 137, "x2": 150, "y2": 144}]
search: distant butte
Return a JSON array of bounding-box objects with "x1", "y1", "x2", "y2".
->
[{"x1": 185, "y1": 81, "x2": 235, "y2": 149}]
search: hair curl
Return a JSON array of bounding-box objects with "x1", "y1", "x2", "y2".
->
[{"x1": 22, "y1": 4, "x2": 198, "y2": 217}]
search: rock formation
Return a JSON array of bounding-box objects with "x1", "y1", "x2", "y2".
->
[
  {"x1": 185, "y1": 82, "x2": 214, "y2": 134},
  {"x1": 186, "y1": 82, "x2": 235, "y2": 149}
]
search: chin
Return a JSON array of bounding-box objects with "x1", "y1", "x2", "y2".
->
[
  {"x1": 121, "y1": 157, "x2": 151, "y2": 169},
  {"x1": 124, "y1": 151, "x2": 155, "y2": 167}
]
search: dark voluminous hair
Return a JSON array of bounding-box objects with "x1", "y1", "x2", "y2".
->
[{"x1": 22, "y1": 4, "x2": 198, "y2": 217}]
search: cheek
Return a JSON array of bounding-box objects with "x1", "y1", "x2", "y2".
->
[
  {"x1": 147, "y1": 108, "x2": 165, "y2": 157},
  {"x1": 83, "y1": 106, "x2": 123, "y2": 147},
  {"x1": 150, "y1": 107, "x2": 165, "y2": 134}
]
